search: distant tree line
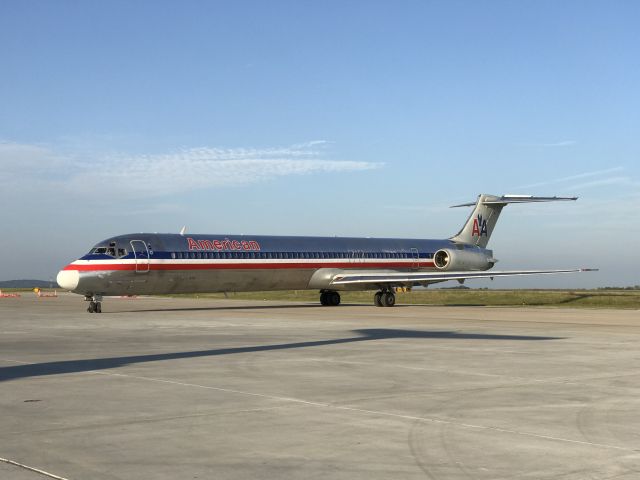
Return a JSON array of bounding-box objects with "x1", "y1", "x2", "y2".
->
[{"x1": 597, "y1": 286, "x2": 640, "y2": 290}]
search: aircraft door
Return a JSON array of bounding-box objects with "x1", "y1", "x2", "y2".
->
[
  {"x1": 410, "y1": 248, "x2": 419, "y2": 270},
  {"x1": 130, "y1": 240, "x2": 150, "y2": 273}
]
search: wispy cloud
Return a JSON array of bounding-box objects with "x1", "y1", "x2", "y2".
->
[
  {"x1": 0, "y1": 140, "x2": 383, "y2": 199},
  {"x1": 516, "y1": 140, "x2": 577, "y2": 147},
  {"x1": 514, "y1": 166, "x2": 624, "y2": 190},
  {"x1": 567, "y1": 176, "x2": 639, "y2": 191}
]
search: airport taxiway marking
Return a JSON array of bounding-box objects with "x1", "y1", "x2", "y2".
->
[{"x1": 0, "y1": 457, "x2": 70, "y2": 480}]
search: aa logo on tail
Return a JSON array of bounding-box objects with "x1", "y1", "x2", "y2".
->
[{"x1": 472, "y1": 214, "x2": 488, "y2": 237}]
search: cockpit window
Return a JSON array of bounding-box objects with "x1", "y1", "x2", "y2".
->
[{"x1": 91, "y1": 244, "x2": 127, "y2": 257}]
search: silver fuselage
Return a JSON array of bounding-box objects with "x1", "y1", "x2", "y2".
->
[{"x1": 57, "y1": 233, "x2": 493, "y2": 297}]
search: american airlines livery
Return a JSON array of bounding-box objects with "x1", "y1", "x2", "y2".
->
[{"x1": 57, "y1": 194, "x2": 596, "y2": 313}]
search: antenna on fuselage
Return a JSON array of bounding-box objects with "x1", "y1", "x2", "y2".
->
[{"x1": 180, "y1": 226, "x2": 187, "y2": 236}]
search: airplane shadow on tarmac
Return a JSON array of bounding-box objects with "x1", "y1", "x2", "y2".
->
[{"x1": 0, "y1": 328, "x2": 563, "y2": 382}]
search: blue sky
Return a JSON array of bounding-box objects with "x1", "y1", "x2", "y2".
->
[{"x1": 1, "y1": 1, "x2": 638, "y2": 287}]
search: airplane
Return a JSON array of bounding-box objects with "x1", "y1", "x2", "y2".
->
[{"x1": 56, "y1": 194, "x2": 596, "y2": 313}]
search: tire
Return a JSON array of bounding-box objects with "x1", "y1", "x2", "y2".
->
[
  {"x1": 330, "y1": 292, "x2": 341, "y2": 306},
  {"x1": 382, "y1": 292, "x2": 396, "y2": 307},
  {"x1": 320, "y1": 292, "x2": 328, "y2": 306},
  {"x1": 87, "y1": 302, "x2": 95, "y2": 313},
  {"x1": 96, "y1": 303, "x2": 102, "y2": 313},
  {"x1": 374, "y1": 292, "x2": 383, "y2": 307}
]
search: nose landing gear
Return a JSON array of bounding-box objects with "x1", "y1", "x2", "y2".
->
[
  {"x1": 374, "y1": 290, "x2": 395, "y2": 307},
  {"x1": 85, "y1": 295, "x2": 103, "y2": 313}
]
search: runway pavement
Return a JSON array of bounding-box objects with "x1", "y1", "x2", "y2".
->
[{"x1": 1, "y1": 293, "x2": 639, "y2": 479}]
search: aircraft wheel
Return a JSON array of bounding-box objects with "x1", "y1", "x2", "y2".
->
[
  {"x1": 382, "y1": 291, "x2": 396, "y2": 307},
  {"x1": 96, "y1": 302, "x2": 102, "y2": 313},
  {"x1": 330, "y1": 292, "x2": 341, "y2": 306},
  {"x1": 320, "y1": 292, "x2": 329, "y2": 306},
  {"x1": 374, "y1": 292, "x2": 383, "y2": 307},
  {"x1": 87, "y1": 301, "x2": 96, "y2": 313}
]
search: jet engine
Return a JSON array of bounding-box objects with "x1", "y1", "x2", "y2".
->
[{"x1": 433, "y1": 248, "x2": 495, "y2": 271}]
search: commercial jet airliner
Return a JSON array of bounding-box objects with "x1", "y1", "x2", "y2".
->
[{"x1": 57, "y1": 194, "x2": 596, "y2": 313}]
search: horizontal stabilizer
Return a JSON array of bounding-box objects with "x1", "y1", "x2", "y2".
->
[
  {"x1": 451, "y1": 195, "x2": 577, "y2": 208},
  {"x1": 330, "y1": 268, "x2": 597, "y2": 286}
]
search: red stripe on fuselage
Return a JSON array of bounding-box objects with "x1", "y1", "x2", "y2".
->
[{"x1": 64, "y1": 261, "x2": 436, "y2": 272}]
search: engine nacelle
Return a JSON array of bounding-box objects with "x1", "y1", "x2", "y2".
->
[{"x1": 433, "y1": 248, "x2": 495, "y2": 271}]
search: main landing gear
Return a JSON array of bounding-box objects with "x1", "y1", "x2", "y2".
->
[
  {"x1": 85, "y1": 295, "x2": 103, "y2": 314},
  {"x1": 320, "y1": 290, "x2": 341, "y2": 306},
  {"x1": 374, "y1": 290, "x2": 396, "y2": 307}
]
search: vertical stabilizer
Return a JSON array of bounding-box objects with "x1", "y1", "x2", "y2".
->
[
  {"x1": 450, "y1": 194, "x2": 504, "y2": 247},
  {"x1": 450, "y1": 194, "x2": 578, "y2": 247}
]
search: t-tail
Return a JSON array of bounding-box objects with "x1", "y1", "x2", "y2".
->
[{"x1": 450, "y1": 194, "x2": 578, "y2": 248}]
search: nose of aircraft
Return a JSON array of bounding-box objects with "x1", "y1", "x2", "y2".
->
[{"x1": 57, "y1": 269, "x2": 79, "y2": 291}]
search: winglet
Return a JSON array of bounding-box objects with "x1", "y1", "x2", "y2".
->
[{"x1": 179, "y1": 226, "x2": 187, "y2": 236}]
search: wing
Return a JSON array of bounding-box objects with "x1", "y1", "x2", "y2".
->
[{"x1": 330, "y1": 268, "x2": 597, "y2": 287}]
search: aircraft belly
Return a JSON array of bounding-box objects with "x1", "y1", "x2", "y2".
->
[
  {"x1": 77, "y1": 266, "x2": 437, "y2": 296},
  {"x1": 78, "y1": 270, "x2": 158, "y2": 296},
  {"x1": 80, "y1": 268, "x2": 317, "y2": 295},
  {"x1": 162, "y1": 268, "x2": 316, "y2": 294}
]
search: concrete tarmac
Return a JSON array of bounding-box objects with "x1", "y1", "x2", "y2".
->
[{"x1": 1, "y1": 293, "x2": 639, "y2": 479}]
